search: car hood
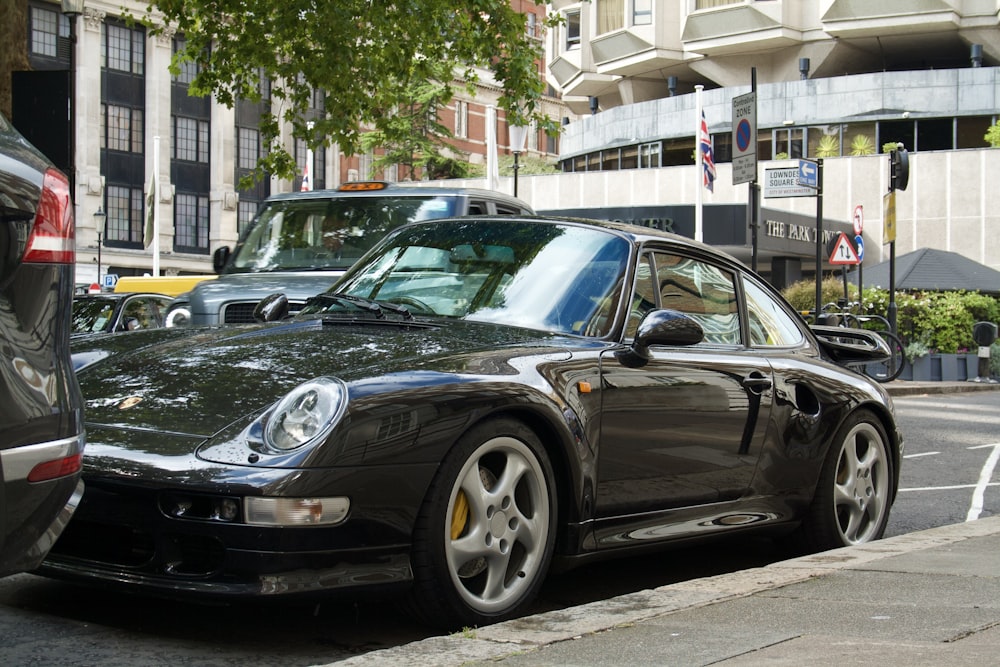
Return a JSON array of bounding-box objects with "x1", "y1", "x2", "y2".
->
[
  {"x1": 76, "y1": 317, "x2": 569, "y2": 438},
  {"x1": 193, "y1": 272, "x2": 344, "y2": 304}
]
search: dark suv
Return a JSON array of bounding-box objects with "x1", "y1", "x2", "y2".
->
[
  {"x1": 166, "y1": 182, "x2": 533, "y2": 326},
  {"x1": 0, "y1": 113, "x2": 85, "y2": 576}
]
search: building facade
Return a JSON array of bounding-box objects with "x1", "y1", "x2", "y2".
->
[
  {"x1": 14, "y1": 0, "x2": 567, "y2": 284},
  {"x1": 520, "y1": 0, "x2": 1000, "y2": 282}
]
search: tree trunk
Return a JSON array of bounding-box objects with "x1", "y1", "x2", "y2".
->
[{"x1": 1, "y1": 0, "x2": 31, "y2": 118}]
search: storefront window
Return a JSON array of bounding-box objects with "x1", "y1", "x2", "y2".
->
[
  {"x1": 621, "y1": 146, "x2": 638, "y2": 169},
  {"x1": 843, "y1": 123, "x2": 876, "y2": 156},
  {"x1": 808, "y1": 126, "x2": 842, "y2": 158},
  {"x1": 957, "y1": 116, "x2": 993, "y2": 149}
]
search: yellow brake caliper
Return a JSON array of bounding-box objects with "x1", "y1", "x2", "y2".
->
[{"x1": 451, "y1": 490, "x2": 469, "y2": 540}]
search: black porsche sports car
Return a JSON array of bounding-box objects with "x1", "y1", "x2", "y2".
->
[{"x1": 47, "y1": 216, "x2": 901, "y2": 629}]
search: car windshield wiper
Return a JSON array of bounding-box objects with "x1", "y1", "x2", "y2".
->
[{"x1": 307, "y1": 292, "x2": 414, "y2": 320}]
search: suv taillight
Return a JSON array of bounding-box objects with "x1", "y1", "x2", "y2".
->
[{"x1": 23, "y1": 168, "x2": 75, "y2": 264}]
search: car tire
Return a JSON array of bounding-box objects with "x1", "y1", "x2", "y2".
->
[
  {"x1": 798, "y1": 409, "x2": 894, "y2": 551},
  {"x1": 405, "y1": 418, "x2": 557, "y2": 629}
]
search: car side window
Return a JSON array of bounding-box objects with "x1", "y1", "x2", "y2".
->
[
  {"x1": 121, "y1": 299, "x2": 154, "y2": 331},
  {"x1": 467, "y1": 201, "x2": 488, "y2": 215},
  {"x1": 625, "y1": 254, "x2": 658, "y2": 340},
  {"x1": 743, "y1": 277, "x2": 804, "y2": 347},
  {"x1": 651, "y1": 252, "x2": 740, "y2": 345},
  {"x1": 494, "y1": 204, "x2": 522, "y2": 215}
]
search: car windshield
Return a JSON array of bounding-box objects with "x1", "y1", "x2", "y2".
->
[
  {"x1": 71, "y1": 297, "x2": 117, "y2": 333},
  {"x1": 228, "y1": 195, "x2": 459, "y2": 273},
  {"x1": 311, "y1": 219, "x2": 631, "y2": 337}
]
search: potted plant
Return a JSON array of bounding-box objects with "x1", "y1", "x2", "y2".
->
[
  {"x1": 815, "y1": 135, "x2": 840, "y2": 157},
  {"x1": 850, "y1": 134, "x2": 875, "y2": 156},
  {"x1": 903, "y1": 341, "x2": 931, "y2": 380}
]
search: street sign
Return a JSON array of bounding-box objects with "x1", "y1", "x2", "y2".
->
[
  {"x1": 853, "y1": 204, "x2": 864, "y2": 235},
  {"x1": 103, "y1": 273, "x2": 119, "y2": 289},
  {"x1": 732, "y1": 92, "x2": 757, "y2": 185},
  {"x1": 763, "y1": 167, "x2": 814, "y2": 198},
  {"x1": 855, "y1": 234, "x2": 865, "y2": 261},
  {"x1": 829, "y1": 232, "x2": 860, "y2": 265},
  {"x1": 798, "y1": 159, "x2": 818, "y2": 189}
]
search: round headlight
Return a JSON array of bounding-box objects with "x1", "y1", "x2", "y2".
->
[{"x1": 264, "y1": 377, "x2": 347, "y2": 452}]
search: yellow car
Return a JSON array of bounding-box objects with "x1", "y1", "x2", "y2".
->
[{"x1": 113, "y1": 275, "x2": 215, "y2": 298}]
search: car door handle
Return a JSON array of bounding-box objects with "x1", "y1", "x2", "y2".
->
[{"x1": 742, "y1": 373, "x2": 772, "y2": 394}]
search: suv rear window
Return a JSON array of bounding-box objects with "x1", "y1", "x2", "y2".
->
[{"x1": 230, "y1": 195, "x2": 459, "y2": 273}]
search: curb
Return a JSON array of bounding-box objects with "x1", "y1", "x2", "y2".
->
[{"x1": 323, "y1": 517, "x2": 1000, "y2": 666}]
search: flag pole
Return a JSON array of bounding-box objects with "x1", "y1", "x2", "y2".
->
[
  {"x1": 695, "y1": 85, "x2": 704, "y2": 243},
  {"x1": 152, "y1": 135, "x2": 160, "y2": 276}
]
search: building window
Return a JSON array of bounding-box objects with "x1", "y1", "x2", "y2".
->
[
  {"x1": 695, "y1": 0, "x2": 742, "y2": 9},
  {"x1": 565, "y1": 10, "x2": 581, "y2": 49},
  {"x1": 957, "y1": 116, "x2": 993, "y2": 149},
  {"x1": 174, "y1": 193, "x2": 210, "y2": 252},
  {"x1": 597, "y1": 0, "x2": 624, "y2": 34},
  {"x1": 104, "y1": 22, "x2": 144, "y2": 75},
  {"x1": 238, "y1": 201, "x2": 257, "y2": 235},
  {"x1": 102, "y1": 104, "x2": 144, "y2": 153},
  {"x1": 237, "y1": 127, "x2": 260, "y2": 170},
  {"x1": 173, "y1": 116, "x2": 209, "y2": 163},
  {"x1": 105, "y1": 185, "x2": 144, "y2": 245},
  {"x1": 633, "y1": 0, "x2": 652, "y2": 26},
  {"x1": 173, "y1": 38, "x2": 200, "y2": 85},
  {"x1": 455, "y1": 100, "x2": 469, "y2": 138},
  {"x1": 639, "y1": 142, "x2": 661, "y2": 168},
  {"x1": 526, "y1": 12, "x2": 539, "y2": 40},
  {"x1": 29, "y1": 5, "x2": 60, "y2": 57}
]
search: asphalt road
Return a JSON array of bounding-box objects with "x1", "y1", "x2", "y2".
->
[{"x1": 0, "y1": 391, "x2": 995, "y2": 665}]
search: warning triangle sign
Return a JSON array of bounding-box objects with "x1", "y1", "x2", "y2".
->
[{"x1": 829, "y1": 232, "x2": 860, "y2": 265}]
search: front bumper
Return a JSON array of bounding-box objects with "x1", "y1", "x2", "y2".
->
[{"x1": 38, "y1": 463, "x2": 436, "y2": 598}]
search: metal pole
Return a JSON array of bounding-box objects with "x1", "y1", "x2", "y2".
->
[
  {"x1": 513, "y1": 152, "x2": 520, "y2": 197},
  {"x1": 750, "y1": 68, "x2": 758, "y2": 274},
  {"x1": 814, "y1": 159, "x2": 824, "y2": 316}
]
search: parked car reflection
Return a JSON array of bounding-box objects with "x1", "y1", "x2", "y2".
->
[{"x1": 72, "y1": 292, "x2": 174, "y2": 336}]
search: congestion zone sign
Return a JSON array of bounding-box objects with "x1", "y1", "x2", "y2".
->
[{"x1": 732, "y1": 91, "x2": 757, "y2": 185}]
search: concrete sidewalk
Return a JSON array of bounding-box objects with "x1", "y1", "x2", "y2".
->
[
  {"x1": 324, "y1": 380, "x2": 999, "y2": 667},
  {"x1": 329, "y1": 518, "x2": 1000, "y2": 667}
]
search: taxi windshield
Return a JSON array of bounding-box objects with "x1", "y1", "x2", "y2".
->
[{"x1": 227, "y1": 195, "x2": 458, "y2": 273}]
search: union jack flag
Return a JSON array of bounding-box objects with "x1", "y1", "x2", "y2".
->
[
  {"x1": 700, "y1": 110, "x2": 716, "y2": 193},
  {"x1": 301, "y1": 163, "x2": 312, "y2": 192}
]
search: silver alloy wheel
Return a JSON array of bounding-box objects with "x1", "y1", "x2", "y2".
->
[
  {"x1": 444, "y1": 436, "x2": 551, "y2": 615},
  {"x1": 832, "y1": 421, "x2": 891, "y2": 544}
]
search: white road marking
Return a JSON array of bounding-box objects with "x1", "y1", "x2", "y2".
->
[
  {"x1": 967, "y1": 443, "x2": 1000, "y2": 521},
  {"x1": 900, "y1": 482, "x2": 999, "y2": 492},
  {"x1": 903, "y1": 451, "x2": 939, "y2": 459}
]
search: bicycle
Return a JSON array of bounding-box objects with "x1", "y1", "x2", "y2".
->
[{"x1": 801, "y1": 301, "x2": 906, "y2": 383}]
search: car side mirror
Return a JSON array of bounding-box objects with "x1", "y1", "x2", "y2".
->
[
  {"x1": 212, "y1": 246, "x2": 231, "y2": 274},
  {"x1": 254, "y1": 292, "x2": 290, "y2": 322},
  {"x1": 617, "y1": 309, "x2": 703, "y2": 368}
]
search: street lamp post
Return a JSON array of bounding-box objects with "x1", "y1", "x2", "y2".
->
[
  {"x1": 509, "y1": 125, "x2": 529, "y2": 198},
  {"x1": 94, "y1": 206, "x2": 107, "y2": 283},
  {"x1": 60, "y1": 0, "x2": 84, "y2": 197}
]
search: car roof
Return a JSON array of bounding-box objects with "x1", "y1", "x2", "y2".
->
[
  {"x1": 74, "y1": 292, "x2": 171, "y2": 301},
  {"x1": 262, "y1": 183, "x2": 531, "y2": 210}
]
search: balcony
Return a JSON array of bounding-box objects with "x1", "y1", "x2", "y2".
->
[
  {"x1": 823, "y1": 0, "x2": 963, "y2": 38},
  {"x1": 682, "y1": 1, "x2": 802, "y2": 56}
]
